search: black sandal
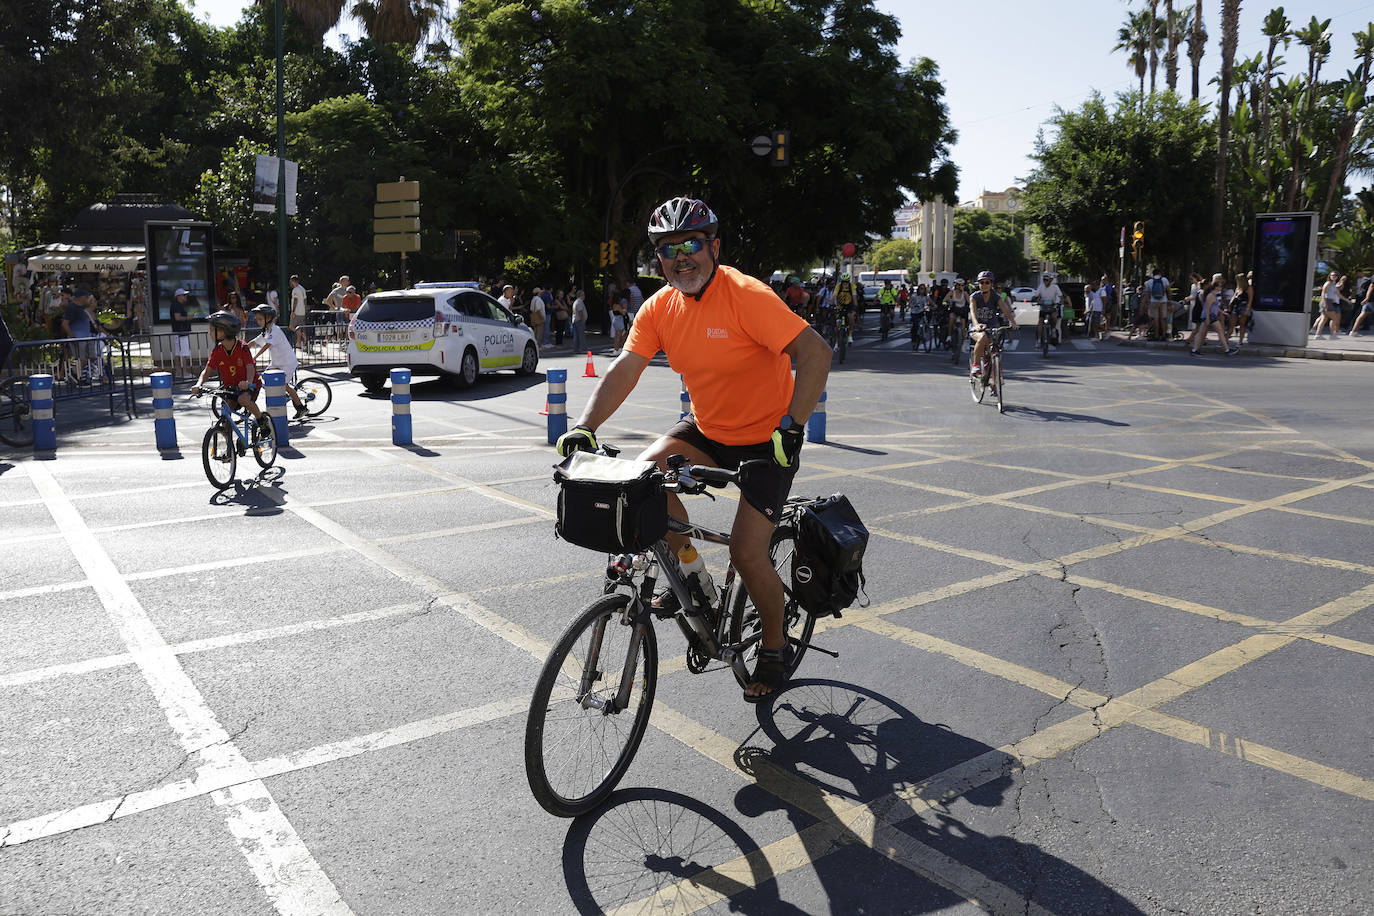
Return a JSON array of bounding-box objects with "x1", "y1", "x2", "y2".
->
[{"x1": 743, "y1": 643, "x2": 794, "y2": 704}]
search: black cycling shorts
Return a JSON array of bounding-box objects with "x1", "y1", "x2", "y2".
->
[{"x1": 662, "y1": 415, "x2": 798, "y2": 524}]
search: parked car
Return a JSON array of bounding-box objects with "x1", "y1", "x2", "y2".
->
[
  {"x1": 346, "y1": 285, "x2": 539, "y2": 392},
  {"x1": 1010, "y1": 287, "x2": 1036, "y2": 302}
]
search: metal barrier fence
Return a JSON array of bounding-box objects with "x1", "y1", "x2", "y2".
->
[
  {"x1": 287, "y1": 310, "x2": 350, "y2": 368},
  {"x1": 3, "y1": 336, "x2": 135, "y2": 418}
]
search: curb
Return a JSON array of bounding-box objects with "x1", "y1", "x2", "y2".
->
[{"x1": 1109, "y1": 334, "x2": 1374, "y2": 362}]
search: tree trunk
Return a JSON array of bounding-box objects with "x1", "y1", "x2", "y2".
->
[
  {"x1": 1165, "y1": 0, "x2": 1178, "y2": 92},
  {"x1": 1214, "y1": 0, "x2": 1242, "y2": 271},
  {"x1": 1261, "y1": 42, "x2": 1277, "y2": 202},
  {"x1": 1190, "y1": 2, "x2": 1205, "y2": 101},
  {"x1": 1148, "y1": 1, "x2": 1159, "y2": 94}
]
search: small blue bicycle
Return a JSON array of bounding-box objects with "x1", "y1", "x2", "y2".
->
[{"x1": 195, "y1": 386, "x2": 277, "y2": 489}]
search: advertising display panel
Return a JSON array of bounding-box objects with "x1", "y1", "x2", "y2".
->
[
  {"x1": 145, "y1": 221, "x2": 215, "y2": 324},
  {"x1": 1250, "y1": 212, "x2": 1318, "y2": 347}
]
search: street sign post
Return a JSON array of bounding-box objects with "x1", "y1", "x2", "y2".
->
[{"x1": 375, "y1": 178, "x2": 421, "y2": 286}]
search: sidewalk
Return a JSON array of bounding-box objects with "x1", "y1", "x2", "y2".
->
[{"x1": 1109, "y1": 328, "x2": 1374, "y2": 362}]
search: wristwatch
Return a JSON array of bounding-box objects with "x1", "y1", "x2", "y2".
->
[{"x1": 779, "y1": 414, "x2": 795, "y2": 430}]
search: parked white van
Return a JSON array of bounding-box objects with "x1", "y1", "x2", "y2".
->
[{"x1": 346, "y1": 284, "x2": 539, "y2": 392}]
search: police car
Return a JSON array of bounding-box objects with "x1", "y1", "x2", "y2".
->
[{"x1": 346, "y1": 283, "x2": 539, "y2": 392}]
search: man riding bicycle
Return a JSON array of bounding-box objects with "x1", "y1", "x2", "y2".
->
[
  {"x1": 968, "y1": 271, "x2": 1018, "y2": 378},
  {"x1": 877, "y1": 280, "x2": 897, "y2": 338},
  {"x1": 556, "y1": 197, "x2": 833, "y2": 702},
  {"x1": 1033, "y1": 272, "x2": 1068, "y2": 347}
]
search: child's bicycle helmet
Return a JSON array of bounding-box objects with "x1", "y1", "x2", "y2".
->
[{"x1": 207, "y1": 310, "x2": 242, "y2": 336}]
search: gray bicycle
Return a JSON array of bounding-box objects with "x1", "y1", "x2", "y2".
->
[{"x1": 524, "y1": 450, "x2": 824, "y2": 817}]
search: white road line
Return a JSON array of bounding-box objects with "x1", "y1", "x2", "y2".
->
[{"x1": 22, "y1": 464, "x2": 353, "y2": 916}]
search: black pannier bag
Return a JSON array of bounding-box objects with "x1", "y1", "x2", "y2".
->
[
  {"x1": 554, "y1": 452, "x2": 668, "y2": 553},
  {"x1": 790, "y1": 494, "x2": 869, "y2": 617}
]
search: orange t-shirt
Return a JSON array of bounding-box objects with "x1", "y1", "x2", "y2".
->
[{"x1": 625, "y1": 265, "x2": 810, "y2": 445}]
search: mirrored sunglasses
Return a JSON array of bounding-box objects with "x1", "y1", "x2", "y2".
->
[{"x1": 657, "y1": 238, "x2": 709, "y2": 259}]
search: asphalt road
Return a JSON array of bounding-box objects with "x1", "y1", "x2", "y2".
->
[{"x1": 2, "y1": 327, "x2": 1372, "y2": 915}]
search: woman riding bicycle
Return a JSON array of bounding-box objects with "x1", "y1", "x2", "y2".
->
[{"x1": 968, "y1": 271, "x2": 1018, "y2": 377}]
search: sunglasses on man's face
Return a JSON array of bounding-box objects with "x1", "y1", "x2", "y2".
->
[{"x1": 656, "y1": 238, "x2": 710, "y2": 259}]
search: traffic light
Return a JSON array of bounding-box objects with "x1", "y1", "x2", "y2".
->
[
  {"x1": 608, "y1": 240, "x2": 620, "y2": 265},
  {"x1": 772, "y1": 129, "x2": 790, "y2": 167},
  {"x1": 1030, "y1": 257, "x2": 1041, "y2": 276},
  {"x1": 1132, "y1": 221, "x2": 1145, "y2": 257},
  {"x1": 599, "y1": 241, "x2": 609, "y2": 268}
]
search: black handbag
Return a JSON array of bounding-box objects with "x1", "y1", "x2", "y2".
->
[{"x1": 554, "y1": 452, "x2": 668, "y2": 553}]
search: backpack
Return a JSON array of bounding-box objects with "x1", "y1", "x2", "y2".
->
[
  {"x1": 1150, "y1": 277, "x2": 1166, "y2": 299},
  {"x1": 789, "y1": 494, "x2": 869, "y2": 617}
]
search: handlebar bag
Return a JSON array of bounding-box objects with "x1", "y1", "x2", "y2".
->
[
  {"x1": 789, "y1": 494, "x2": 869, "y2": 617},
  {"x1": 554, "y1": 452, "x2": 668, "y2": 553}
]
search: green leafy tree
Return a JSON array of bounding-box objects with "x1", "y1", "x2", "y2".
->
[
  {"x1": 951, "y1": 210, "x2": 1027, "y2": 284},
  {"x1": 868, "y1": 239, "x2": 918, "y2": 271},
  {"x1": 451, "y1": 0, "x2": 956, "y2": 289},
  {"x1": 1020, "y1": 91, "x2": 1214, "y2": 280}
]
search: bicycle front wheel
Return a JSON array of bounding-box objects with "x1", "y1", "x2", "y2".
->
[
  {"x1": 970, "y1": 364, "x2": 987, "y2": 403},
  {"x1": 994, "y1": 352, "x2": 1005, "y2": 414},
  {"x1": 526, "y1": 593, "x2": 658, "y2": 817},
  {"x1": 297, "y1": 376, "x2": 332, "y2": 416},
  {"x1": 728, "y1": 524, "x2": 815, "y2": 689},
  {"x1": 252, "y1": 417, "x2": 278, "y2": 468},
  {"x1": 0, "y1": 379, "x2": 34, "y2": 447},
  {"x1": 202, "y1": 424, "x2": 236, "y2": 489}
]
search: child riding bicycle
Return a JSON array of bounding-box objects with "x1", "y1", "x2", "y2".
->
[
  {"x1": 192, "y1": 310, "x2": 270, "y2": 435},
  {"x1": 248, "y1": 304, "x2": 309, "y2": 419}
]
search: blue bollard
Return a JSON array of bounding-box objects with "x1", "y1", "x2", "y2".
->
[
  {"x1": 150, "y1": 371, "x2": 176, "y2": 450},
  {"x1": 262, "y1": 369, "x2": 289, "y2": 447},
  {"x1": 390, "y1": 368, "x2": 412, "y2": 446},
  {"x1": 807, "y1": 389, "x2": 827, "y2": 444},
  {"x1": 29, "y1": 374, "x2": 55, "y2": 451},
  {"x1": 546, "y1": 368, "x2": 568, "y2": 445},
  {"x1": 680, "y1": 375, "x2": 692, "y2": 419}
]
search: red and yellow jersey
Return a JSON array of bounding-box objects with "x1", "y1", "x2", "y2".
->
[
  {"x1": 207, "y1": 342, "x2": 260, "y2": 390},
  {"x1": 625, "y1": 266, "x2": 810, "y2": 445}
]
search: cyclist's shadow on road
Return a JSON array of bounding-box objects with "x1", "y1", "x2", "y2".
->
[{"x1": 561, "y1": 679, "x2": 1143, "y2": 915}]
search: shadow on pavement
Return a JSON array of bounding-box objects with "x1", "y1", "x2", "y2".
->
[
  {"x1": 558, "y1": 678, "x2": 1144, "y2": 914},
  {"x1": 1000, "y1": 405, "x2": 1130, "y2": 426}
]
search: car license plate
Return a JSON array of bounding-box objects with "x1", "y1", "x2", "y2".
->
[{"x1": 379, "y1": 332, "x2": 410, "y2": 342}]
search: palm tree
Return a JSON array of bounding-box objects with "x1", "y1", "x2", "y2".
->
[
  {"x1": 1115, "y1": 9, "x2": 1153, "y2": 104},
  {"x1": 1187, "y1": 3, "x2": 1207, "y2": 101},
  {"x1": 281, "y1": 0, "x2": 348, "y2": 43},
  {"x1": 351, "y1": 0, "x2": 445, "y2": 46},
  {"x1": 276, "y1": 0, "x2": 445, "y2": 47},
  {"x1": 1321, "y1": 25, "x2": 1374, "y2": 225},
  {"x1": 1214, "y1": 0, "x2": 1241, "y2": 270},
  {"x1": 1146, "y1": 0, "x2": 1160, "y2": 94},
  {"x1": 1260, "y1": 8, "x2": 1291, "y2": 201},
  {"x1": 1287, "y1": 16, "x2": 1333, "y2": 210},
  {"x1": 1163, "y1": 0, "x2": 1177, "y2": 92}
]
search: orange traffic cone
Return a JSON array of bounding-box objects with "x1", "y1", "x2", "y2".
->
[
  {"x1": 583, "y1": 351, "x2": 598, "y2": 378},
  {"x1": 539, "y1": 399, "x2": 549, "y2": 416}
]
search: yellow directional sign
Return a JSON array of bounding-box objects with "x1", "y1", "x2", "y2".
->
[
  {"x1": 374, "y1": 233, "x2": 421, "y2": 253},
  {"x1": 377, "y1": 180, "x2": 420, "y2": 202},
  {"x1": 375, "y1": 217, "x2": 420, "y2": 234},
  {"x1": 375, "y1": 201, "x2": 420, "y2": 218}
]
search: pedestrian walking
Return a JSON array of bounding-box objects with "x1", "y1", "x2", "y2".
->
[
  {"x1": 1349, "y1": 276, "x2": 1374, "y2": 336},
  {"x1": 1147, "y1": 269, "x2": 1171, "y2": 340},
  {"x1": 527, "y1": 286, "x2": 546, "y2": 345},
  {"x1": 171, "y1": 287, "x2": 194, "y2": 380},
  {"x1": 552, "y1": 289, "x2": 569, "y2": 346},
  {"x1": 1313, "y1": 272, "x2": 1348, "y2": 338},
  {"x1": 1228, "y1": 273, "x2": 1252, "y2": 345},
  {"x1": 1190, "y1": 274, "x2": 1238, "y2": 356},
  {"x1": 1084, "y1": 279, "x2": 1105, "y2": 339},
  {"x1": 289, "y1": 274, "x2": 309, "y2": 348},
  {"x1": 570, "y1": 286, "x2": 588, "y2": 353}
]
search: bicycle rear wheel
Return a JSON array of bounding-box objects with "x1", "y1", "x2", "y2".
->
[
  {"x1": 0, "y1": 379, "x2": 34, "y2": 447},
  {"x1": 296, "y1": 376, "x2": 332, "y2": 416},
  {"x1": 201, "y1": 424, "x2": 236, "y2": 489},
  {"x1": 526, "y1": 593, "x2": 657, "y2": 817},
  {"x1": 728, "y1": 524, "x2": 815, "y2": 689}
]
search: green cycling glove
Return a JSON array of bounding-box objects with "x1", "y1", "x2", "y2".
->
[
  {"x1": 556, "y1": 424, "x2": 598, "y2": 457},
  {"x1": 770, "y1": 423, "x2": 804, "y2": 468}
]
